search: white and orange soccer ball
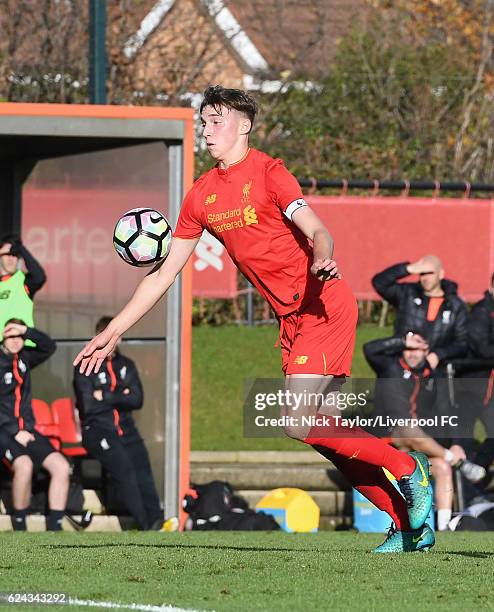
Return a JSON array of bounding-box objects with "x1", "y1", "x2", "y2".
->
[{"x1": 113, "y1": 208, "x2": 172, "y2": 267}]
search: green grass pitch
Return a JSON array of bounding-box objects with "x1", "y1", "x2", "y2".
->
[
  {"x1": 1, "y1": 531, "x2": 493, "y2": 611},
  {"x1": 191, "y1": 324, "x2": 390, "y2": 451}
]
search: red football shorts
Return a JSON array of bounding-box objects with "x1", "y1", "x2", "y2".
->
[{"x1": 278, "y1": 279, "x2": 358, "y2": 376}]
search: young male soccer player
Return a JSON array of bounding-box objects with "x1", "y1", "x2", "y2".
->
[
  {"x1": 75, "y1": 85, "x2": 434, "y2": 552},
  {"x1": 0, "y1": 320, "x2": 70, "y2": 531}
]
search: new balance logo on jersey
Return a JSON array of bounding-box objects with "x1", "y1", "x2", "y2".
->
[
  {"x1": 205, "y1": 194, "x2": 217, "y2": 205},
  {"x1": 293, "y1": 355, "x2": 309, "y2": 365},
  {"x1": 3, "y1": 372, "x2": 13, "y2": 385},
  {"x1": 0, "y1": 290, "x2": 11, "y2": 300},
  {"x1": 120, "y1": 366, "x2": 127, "y2": 380},
  {"x1": 18, "y1": 359, "x2": 26, "y2": 374},
  {"x1": 98, "y1": 372, "x2": 107, "y2": 385},
  {"x1": 243, "y1": 205, "x2": 258, "y2": 226}
]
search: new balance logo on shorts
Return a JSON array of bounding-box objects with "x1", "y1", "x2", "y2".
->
[{"x1": 293, "y1": 355, "x2": 309, "y2": 365}]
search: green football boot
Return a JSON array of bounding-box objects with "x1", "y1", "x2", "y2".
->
[
  {"x1": 398, "y1": 451, "x2": 433, "y2": 530},
  {"x1": 373, "y1": 523, "x2": 435, "y2": 553}
]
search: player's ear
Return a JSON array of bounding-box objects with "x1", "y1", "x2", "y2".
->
[{"x1": 239, "y1": 117, "x2": 251, "y2": 135}]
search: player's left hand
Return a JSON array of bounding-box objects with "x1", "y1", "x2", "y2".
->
[
  {"x1": 311, "y1": 257, "x2": 341, "y2": 280},
  {"x1": 426, "y1": 352, "x2": 440, "y2": 370},
  {"x1": 3, "y1": 322, "x2": 27, "y2": 338}
]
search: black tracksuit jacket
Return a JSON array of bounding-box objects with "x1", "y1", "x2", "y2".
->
[
  {"x1": 363, "y1": 336, "x2": 436, "y2": 418},
  {"x1": 0, "y1": 328, "x2": 56, "y2": 436},
  {"x1": 467, "y1": 291, "x2": 494, "y2": 378},
  {"x1": 73, "y1": 351, "x2": 144, "y2": 443},
  {"x1": 372, "y1": 262, "x2": 468, "y2": 363}
]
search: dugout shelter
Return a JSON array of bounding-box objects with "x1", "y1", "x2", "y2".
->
[{"x1": 0, "y1": 103, "x2": 194, "y2": 521}]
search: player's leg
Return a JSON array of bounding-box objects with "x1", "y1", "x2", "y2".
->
[
  {"x1": 284, "y1": 373, "x2": 416, "y2": 479},
  {"x1": 430, "y1": 458, "x2": 453, "y2": 531},
  {"x1": 282, "y1": 281, "x2": 432, "y2": 532},
  {"x1": 11, "y1": 454, "x2": 33, "y2": 531},
  {"x1": 82, "y1": 429, "x2": 150, "y2": 530},
  {"x1": 313, "y1": 444, "x2": 411, "y2": 531},
  {"x1": 124, "y1": 439, "x2": 163, "y2": 527},
  {"x1": 41, "y1": 450, "x2": 70, "y2": 531}
]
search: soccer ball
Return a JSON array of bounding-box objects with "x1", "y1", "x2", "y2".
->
[{"x1": 113, "y1": 208, "x2": 172, "y2": 267}]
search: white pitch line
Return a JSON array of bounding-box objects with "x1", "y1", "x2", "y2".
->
[{"x1": 68, "y1": 598, "x2": 210, "y2": 612}]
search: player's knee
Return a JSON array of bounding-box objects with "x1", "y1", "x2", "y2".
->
[
  {"x1": 58, "y1": 457, "x2": 71, "y2": 480},
  {"x1": 46, "y1": 454, "x2": 70, "y2": 479},
  {"x1": 431, "y1": 458, "x2": 451, "y2": 479},
  {"x1": 282, "y1": 421, "x2": 305, "y2": 441},
  {"x1": 13, "y1": 456, "x2": 33, "y2": 479}
]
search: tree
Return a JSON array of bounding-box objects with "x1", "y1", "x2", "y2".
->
[
  {"x1": 0, "y1": 0, "x2": 88, "y2": 102},
  {"x1": 253, "y1": 4, "x2": 494, "y2": 182}
]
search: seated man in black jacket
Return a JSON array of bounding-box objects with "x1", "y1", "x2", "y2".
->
[
  {"x1": 0, "y1": 319, "x2": 69, "y2": 531},
  {"x1": 372, "y1": 256, "x2": 468, "y2": 370},
  {"x1": 364, "y1": 333, "x2": 468, "y2": 531},
  {"x1": 73, "y1": 316, "x2": 162, "y2": 530},
  {"x1": 463, "y1": 274, "x2": 494, "y2": 481}
]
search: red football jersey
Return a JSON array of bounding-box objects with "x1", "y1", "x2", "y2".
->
[{"x1": 174, "y1": 148, "x2": 329, "y2": 316}]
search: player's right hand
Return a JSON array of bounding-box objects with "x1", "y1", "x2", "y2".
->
[
  {"x1": 73, "y1": 326, "x2": 121, "y2": 376},
  {"x1": 406, "y1": 258, "x2": 433, "y2": 275},
  {"x1": 3, "y1": 322, "x2": 27, "y2": 338},
  {"x1": 448, "y1": 444, "x2": 467, "y2": 466},
  {"x1": 15, "y1": 430, "x2": 35, "y2": 447},
  {"x1": 404, "y1": 332, "x2": 428, "y2": 350}
]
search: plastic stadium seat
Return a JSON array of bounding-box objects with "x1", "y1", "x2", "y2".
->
[
  {"x1": 51, "y1": 398, "x2": 87, "y2": 457},
  {"x1": 32, "y1": 398, "x2": 61, "y2": 450}
]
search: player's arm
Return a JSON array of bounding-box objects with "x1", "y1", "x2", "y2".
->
[
  {"x1": 74, "y1": 236, "x2": 199, "y2": 375},
  {"x1": 17, "y1": 242, "x2": 47, "y2": 296},
  {"x1": 106, "y1": 360, "x2": 143, "y2": 412},
  {"x1": 265, "y1": 161, "x2": 339, "y2": 280},
  {"x1": 290, "y1": 206, "x2": 338, "y2": 280}
]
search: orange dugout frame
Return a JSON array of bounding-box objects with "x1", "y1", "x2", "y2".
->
[{"x1": 0, "y1": 103, "x2": 194, "y2": 522}]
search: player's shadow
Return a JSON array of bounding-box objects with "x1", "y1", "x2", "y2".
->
[
  {"x1": 42, "y1": 543, "x2": 314, "y2": 554},
  {"x1": 441, "y1": 551, "x2": 494, "y2": 559}
]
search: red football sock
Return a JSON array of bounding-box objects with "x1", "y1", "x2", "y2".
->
[
  {"x1": 304, "y1": 418, "x2": 415, "y2": 480},
  {"x1": 313, "y1": 445, "x2": 411, "y2": 531}
]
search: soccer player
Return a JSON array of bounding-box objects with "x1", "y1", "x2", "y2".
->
[
  {"x1": 75, "y1": 85, "x2": 434, "y2": 552},
  {"x1": 0, "y1": 319, "x2": 69, "y2": 531}
]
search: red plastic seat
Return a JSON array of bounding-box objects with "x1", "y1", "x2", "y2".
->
[
  {"x1": 51, "y1": 397, "x2": 87, "y2": 457},
  {"x1": 32, "y1": 398, "x2": 61, "y2": 450}
]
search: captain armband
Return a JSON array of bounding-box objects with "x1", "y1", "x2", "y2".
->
[{"x1": 283, "y1": 198, "x2": 308, "y2": 221}]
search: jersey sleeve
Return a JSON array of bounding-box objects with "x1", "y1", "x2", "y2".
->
[
  {"x1": 265, "y1": 159, "x2": 307, "y2": 220},
  {"x1": 174, "y1": 188, "x2": 204, "y2": 239}
]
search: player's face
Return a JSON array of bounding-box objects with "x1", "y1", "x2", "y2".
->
[
  {"x1": 2, "y1": 334, "x2": 24, "y2": 355},
  {"x1": 403, "y1": 348, "x2": 427, "y2": 369},
  {"x1": 201, "y1": 106, "x2": 246, "y2": 162},
  {"x1": 419, "y1": 269, "x2": 442, "y2": 292},
  {"x1": 0, "y1": 243, "x2": 18, "y2": 275}
]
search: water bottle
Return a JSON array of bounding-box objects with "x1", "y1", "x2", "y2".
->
[{"x1": 457, "y1": 460, "x2": 487, "y2": 483}]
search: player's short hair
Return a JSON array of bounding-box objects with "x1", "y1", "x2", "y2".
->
[
  {"x1": 0, "y1": 234, "x2": 18, "y2": 250},
  {"x1": 95, "y1": 316, "x2": 113, "y2": 334},
  {"x1": 5, "y1": 318, "x2": 26, "y2": 327},
  {"x1": 200, "y1": 85, "x2": 258, "y2": 133},
  {"x1": 2, "y1": 318, "x2": 26, "y2": 343}
]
